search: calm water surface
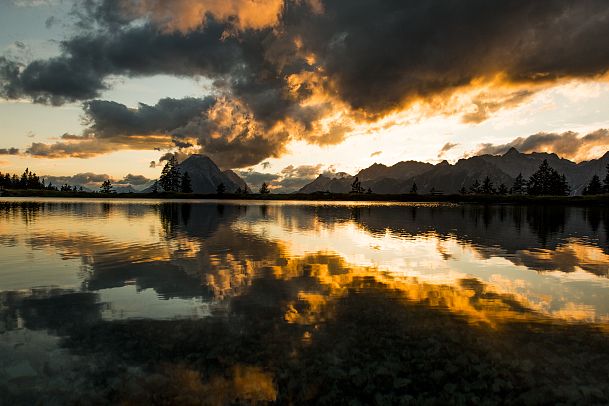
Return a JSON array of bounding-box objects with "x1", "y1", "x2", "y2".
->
[{"x1": 1, "y1": 198, "x2": 609, "y2": 404}]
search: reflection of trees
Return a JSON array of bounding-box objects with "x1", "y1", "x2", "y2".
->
[
  {"x1": 525, "y1": 206, "x2": 568, "y2": 246},
  {"x1": 311, "y1": 204, "x2": 609, "y2": 274},
  {"x1": 3, "y1": 198, "x2": 609, "y2": 403},
  {"x1": 0, "y1": 201, "x2": 43, "y2": 225},
  {"x1": 0, "y1": 288, "x2": 104, "y2": 336}
]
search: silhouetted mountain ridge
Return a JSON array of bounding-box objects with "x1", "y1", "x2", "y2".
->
[{"x1": 297, "y1": 149, "x2": 609, "y2": 195}]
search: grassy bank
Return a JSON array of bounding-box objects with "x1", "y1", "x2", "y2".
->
[{"x1": 2, "y1": 188, "x2": 609, "y2": 205}]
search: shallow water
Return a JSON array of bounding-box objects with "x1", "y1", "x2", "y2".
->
[{"x1": 1, "y1": 198, "x2": 609, "y2": 404}]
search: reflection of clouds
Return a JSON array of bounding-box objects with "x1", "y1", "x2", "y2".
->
[
  {"x1": 513, "y1": 239, "x2": 609, "y2": 277},
  {"x1": 2, "y1": 200, "x2": 609, "y2": 326}
]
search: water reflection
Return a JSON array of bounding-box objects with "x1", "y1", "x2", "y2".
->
[{"x1": 1, "y1": 199, "x2": 609, "y2": 403}]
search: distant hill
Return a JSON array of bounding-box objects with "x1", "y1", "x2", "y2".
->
[
  {"x1": 143, "y1": 154, "x2": 248, "y2": 193},
  {"x1": 297, "y1": 149, "x2": 609, "y2": 195}
]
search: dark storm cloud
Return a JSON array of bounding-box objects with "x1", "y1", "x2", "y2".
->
[
  {"x1": 475, "y1": 129, "x2": 609, "y2": 161},
  {"x1": 3, "y1": 0, "x2": 609, "y2": 165},
  {"x1": 289, "y1": 0, "x2": 609, "y2": 115},
  {"x1": 83, "y1": 97, "x2": 214, "y2": 138},
  {"x1": 0, "y1": 148, "x2": 20, "y2": 155}
]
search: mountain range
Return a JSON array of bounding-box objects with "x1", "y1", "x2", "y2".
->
[{"x1": 297, "y1": 148, "x2": 609, "y2": 195}]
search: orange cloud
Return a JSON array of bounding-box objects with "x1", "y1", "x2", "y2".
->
[{"x1": 121, "y1": 0, "x2": 285, "y2": 32}]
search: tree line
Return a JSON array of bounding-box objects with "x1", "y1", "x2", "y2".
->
[
  {"x1": 0, "y1": 168, "x2": 78, "y2": 192},
  {"x1": 457, "y1": 159, "x2": 580, "y2": 196},
  {"x1": 455, "y1": 160, "x2": 609, "y2": 196},
  {"x1": 581, "y1": 165, "x2": 609, "y2": 195},
  {"x1": 0, "y1": 168, "x2": 109, "y2": 194}
]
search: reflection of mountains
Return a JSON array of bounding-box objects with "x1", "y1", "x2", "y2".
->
[
  {"x1": 311, "y1": 204, "x2": 609, "y2": 277},
  {"x1": 2, "y1": 202, "x2": 609, "y2": 304}
]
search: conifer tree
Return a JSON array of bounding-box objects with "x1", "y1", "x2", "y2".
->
[
  {"x1": 527, "y1": 159, "x2": 570, "y2": 196},
  {"x1": 159, "y1": 156, "x2": 181, "y2": 192},
  {"x1": 350, "y1": 176, "x2": 364, "y2": 193},
  {"x1": 603, "y1": 164, "x2": 609, "y2": 194},
  {"x1": 410, "y1": 181, "x2": 418, "y2": 194},
  {"x1": 469, "y1": 179, "x2": 481, "y2": 194},
  {"x1": 100, "y1": 179, "x2": 114, "y2": 194},
  {"x1": 259, "y1": 182, "x2": 270, "y2": 194},
  {"x1": 583, "y1": 174, "x2": 603, "y2": 195},
  {"x1": 180, "y1": 172, "x2": 193, "y2": 193},
  {"x1": 481, "y1": 176, "x2": 495, "y2": 194},
  {"x1": 216, "y1": 182, "x2": 226, "y2": 195},
  {"x1": 511, "y1": 173, "x2": 526, "y2": 195}
]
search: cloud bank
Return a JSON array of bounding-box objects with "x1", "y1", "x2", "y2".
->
[
  {"x1": 238, "y1": 163, "x2": 324, "y2": 192},
  {"x1": 476, "y1": 129, "x2": 609, "y2": 161},
  {"x1": 3, "y1": 0, "x2": 609, "y2": 166},
  {"x1": 43, "y1": 172, "x2": 152, "y2": 189}
]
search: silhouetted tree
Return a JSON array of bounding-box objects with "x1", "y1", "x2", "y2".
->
[
  {"x1": 497, "y1": 183, "x2": 508, "y2": 195},
  {"x1": 410, "y1": 182, "x2": 418, "y2": 194},
  {"x1": 527, "y1": 159, "x2": 570, "y2": 196},
  {"x1": 469, "y1": 179, "x2": 481, "y2": 194},
  {"x1": 511, "y1": 173, "x2": 526, "y2": 195},
  {"x1": 350, "y1": 176, "x2": 364, "y2": 194},
  {"x1": 481, "y1": 176, "x2": 495, "y2": 194},
  {"x1": 0, "y1": 168, "x2": 44, "y2": 190},
  {"x1": 583, "y1": 174, "x2": 603, "y2": 195},
  {"x1": 216, "y1": 182, "x2": 226, "y2": 195},
  {"x1": 159, "y1": 156, "x2": 181, "y2": 192},
  {"x1": 180, "y1": 172, "x2": 193, "y2": 193},
  {"x1": 459, "y1": 186, "x2": 467, "y2": 195},
  {"x1": 366, "y1": 187, "x2": 372, "y2": 194},
  {"x1": 100, "y1": 179, "x2": 114, "y2": 194},
  {"x1": 259, "y1": 182, "x2": 270, "y2": 194},
  {"x1": 236, "y1": 187, "x2": 243, "y2": 194},
  {"x1": 603, "y1": 164, "x2": 609, "y2": 193}
]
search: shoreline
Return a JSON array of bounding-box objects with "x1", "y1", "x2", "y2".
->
[{"x1": 1, "y1": 189, "x2": 609, "y2": 205}]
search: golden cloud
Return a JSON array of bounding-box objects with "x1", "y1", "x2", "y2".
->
[{"x1": 121, "y1": 0, "x2": 285, "y2": 32}]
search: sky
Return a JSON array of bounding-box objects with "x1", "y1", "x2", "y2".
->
[{"x1": 1, "y1": 0, "x2": 609, "y2": 191}]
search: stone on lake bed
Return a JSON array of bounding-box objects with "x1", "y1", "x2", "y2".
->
[{"x1": 5, "y1": 361, "x2": 37, "y2": 381}]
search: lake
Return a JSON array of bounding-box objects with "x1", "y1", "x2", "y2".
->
[{"x1": 1, "y1": 198, "x2": 609, "y2": 404}]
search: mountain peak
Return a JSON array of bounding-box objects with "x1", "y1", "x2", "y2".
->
[
  {"x1": 185, "y1": 154, "x2": 214, "y2": 162},
  {"x1": 503, "y1": 147, "x2": 520, "y2": 157}
]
